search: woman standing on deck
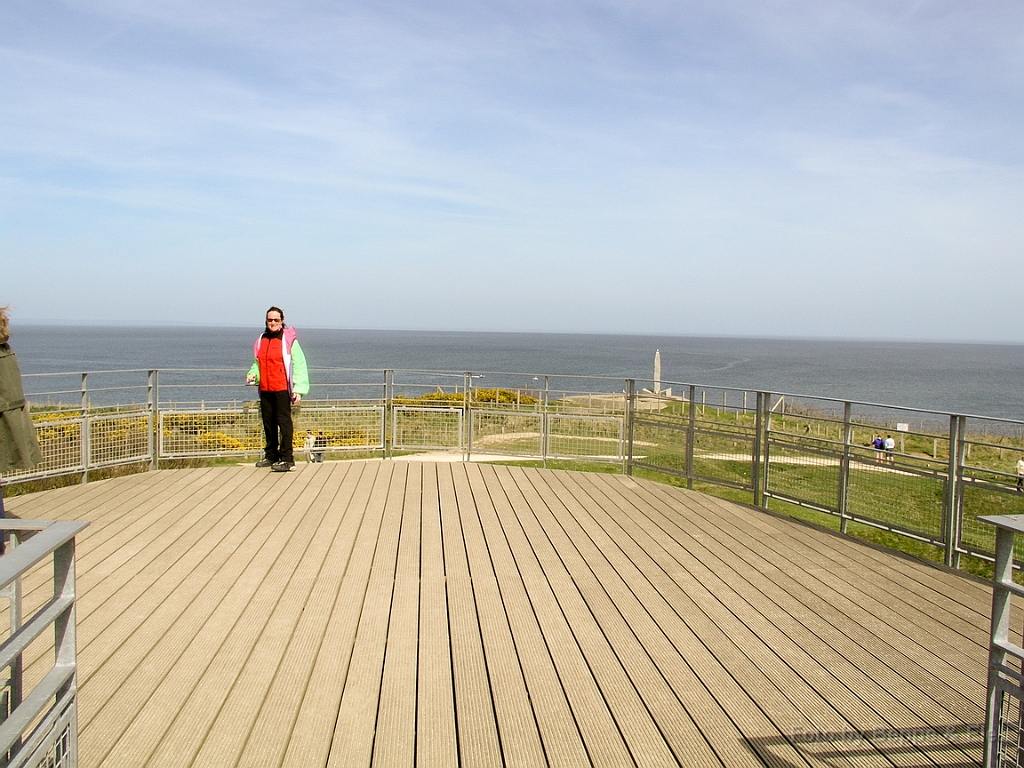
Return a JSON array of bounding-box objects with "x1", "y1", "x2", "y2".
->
[
  {"x1": 0, "y1": 306, "x2": 42, "y2": 525},
  {"x1": 246, "y1": 306, "x2": 309, "y2": 472}
]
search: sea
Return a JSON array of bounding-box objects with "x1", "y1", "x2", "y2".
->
[{"x1": 10, "y1": 325, "x2": 1024, "y2": 423}]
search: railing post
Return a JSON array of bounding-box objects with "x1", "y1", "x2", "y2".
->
[
  {"x1": 980, "y1": 516, "x2": 1020, "y2": 768},
  {"x1": 542, "y1": 376, "x2": 550, "y2": 469},
  {"x1": 58, "y1": 537, "x2": 80, "y2": 766},
  {"x1": 80, "y1": 373, "x2": 89, "y2": 484},
  {"x1": 53, "y1": 538, "x2": 78, "y2": 687},
  {"x1": 625, "y1": 379, "x2": 635, "y2": 476},
  {"x1": 944, "y1": 415, "x2": 965, "y2": 568},
  {"x1": 838, "y1": 401, "x2": 853, "y2": 534},
  {"x1": 752, "y1": 392, "x2": 764, "y2": 508},
  {"x1": 464, "y1": 372, "x2": 472, "y2": 462},
  {"x1": 686, "y1": 384, "x2": 696, "y2": 490},
  {"x1": 384, "y1": 370, "x2": 392, "y2": 459},
  {"x1": 0, "y1": 520, "x2": 88, "y2": 767},
  {"x1": 148, "y1": 370, "x2": 160, "y2": 471},
  {"x1": 4, "y1": 531, "x2": 24, "y2": 749},
  {"x1": 763, "y1": 394, "x2": 776, "y2": 505}
]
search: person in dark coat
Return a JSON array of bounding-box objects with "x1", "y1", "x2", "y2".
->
[{"x1": 0, "y1": 306, "x2": 43, "y2": 526}]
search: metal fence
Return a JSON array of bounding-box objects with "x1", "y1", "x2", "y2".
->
[
  {"x1": 0, "y1": 519, "x2": 88, "y2": 768},
  {"x1": 9, "y1": 368, "x2": 1024, "y2": 572},
  {"x1": 980, "y1": 515, "x2": 1024, "y2": 767}
]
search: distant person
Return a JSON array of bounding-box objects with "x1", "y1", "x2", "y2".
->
[
  {"x1": 246, "y1": 307, "x2": 309, "y2": 472},
  {"x1": 0, "y1": 306, "x2": 42, "y2": 535},
  {"x1": 871, "y1": 435, "x2": 884, "y2": 464},
  {"x1": 884, "y1": 435, "x2": 896, "y2": 465},
  {"x1": 1016, "y1": 455, "x2": 1024, "y2": 492}
]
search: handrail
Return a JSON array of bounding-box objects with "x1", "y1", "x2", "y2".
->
[
  {"x1": 979, "y1": 515, "x2": 1024, "y2": 768},
  {"x1": 0, "y1": 521, "x2": 86, "y2": 591},
  {"x1": 0, "y1": 519, "x2": 88, "y2": 768}
]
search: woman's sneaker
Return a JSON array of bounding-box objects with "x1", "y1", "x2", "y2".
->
[
  {"x1": 271, "y1": 461, "x2": 295, "y2": 472},
  {"x1": 255, "y1": 458, "x2": 274, "y2": 468}
]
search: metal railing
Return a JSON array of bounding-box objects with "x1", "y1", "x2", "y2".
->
[
  {"x1": 9, "y1": 367, "x2": 1024, "y2": 571},
  {"x1": 0, "y1": 520, "x2": 88, "y2": 768},
  {"x1": 981, "y1": 514, "x2": 1024, "y2": 767}
]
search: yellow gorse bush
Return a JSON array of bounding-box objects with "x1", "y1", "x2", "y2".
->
[{"x1": 394, "y1": 388, "x2": 537, "y2": 406}]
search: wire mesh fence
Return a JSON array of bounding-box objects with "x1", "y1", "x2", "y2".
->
[
  {"x1": 392, "y1": 406, "x2": 464, "y2": 452},
  {"x1": 4, "y1": 412, "x2": 84, "y2": 481},
  {"x1": 631, "y1": 415, "x2": 689, "y2": 478},
  {"x1": 678, "y1": 385, "x2": 760, "y2": 490},
  {"x1": 845, "y1": 445, "x2": 948, "y2": 541},
  {"x1": 765, "y1": 433, "x2": 842, "y2": 512},
  {"x1": 11, "y1": 367, "x2": 1024, "y2": 573},
  {"x1": 90, "y1": 410, "x2": 151, "y2": 467},
  {"x1": 470, "y1": 409, "x2": 543, "y2": 457},
  {"x1": 629, "y1": 385, "x2": 757, "y2": 487},
  {"x1": 296, "y1": 405, "x2": 385, "y2": 454},
  {"x1": 850, "y1": 459, "x2": 948, "y2": 541},
  {"x1": 160, "y1": 408, "x2": 264, "y2": 458},
  {"x1": 547, "y1": 413, "x2": 623, "y2": 460},
  {"x1": 993, "y1": 685, "x2": 1024, "y2": 768},
  {"x1": 760, "y1": 397, "x2": 960, "y2": 548},
  {"x1": 960, "y1": 416, "x2": 1024, "y2": 562}
]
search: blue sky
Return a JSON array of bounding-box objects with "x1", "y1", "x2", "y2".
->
[{"x1": 2, "y1": 1, "x2": 1022, "y2": 340}]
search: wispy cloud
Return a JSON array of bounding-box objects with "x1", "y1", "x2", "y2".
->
[{"x1": 2, "y1": 0, "x2": 1023, "y2": 339}]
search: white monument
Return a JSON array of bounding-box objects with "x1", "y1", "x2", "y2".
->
[{"x1": 642, "y1": 350, "x2": 671, "y2": 398}]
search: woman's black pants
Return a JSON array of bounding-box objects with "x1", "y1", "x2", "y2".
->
[{"x1": 259, "y1": 390, "x2": 294, "y2": 463}]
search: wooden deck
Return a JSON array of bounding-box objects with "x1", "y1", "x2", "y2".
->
[{"x1": 5, "y1": 461, "x2": 995, "y2": 768}]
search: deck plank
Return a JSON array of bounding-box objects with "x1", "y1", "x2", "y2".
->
[
  {"x1": 280, "y1": 461, "x2": 388, "y2": 767},
  {"x1": 372, "y1": 463, "x2": 424, "y2": 768},
  {"x1": 467, "y1": 465, "x2": 592, "y2": 768},
  {"x1": 415, "y1": 464, "x2": 459, "y2": 768},
  {"x1": 327, "y1": 462, "x2": 406, "y2": 768},
  {"x1": 91, "y1": 466, "x2": 327, "y2": 766},
  {"x1": 197, "y1": 468, "x2": 337, "y2": 751},
  {"x1": 482, "y1": 466, "x2": 639, "y2": 767},
  {"x1": 1, "y1": 461, "x2": 995, "y2": 768},
  {"x1": 590, "y1": 472, "x2": 983, "y2": 767},
  {"x1": 633, "y1": 482, "x2": 986, "y2": 722},
  {"x1": 680, "y1": 490, "x2": 986, "y2": 717},
  {"x1": 499, "y1": 465, "x2": 682, "y2": 768},
  {"x1": 186, "y1": 465, "x2": 347, "y2": 765},
  {"x1": 237, "y1": 462, "x2": 363, "y2": 766},
  {"x1": 529, "y1": 466, "x2": 813, "y2": 768},
  {"x1": 435, "y1": 463, "x2": 504, "y2": 768},
  {"x1": 505, "y1": 465, "x2": 729, "y2": 768},
  {"x1": 451, "y1": 462, "x2": 548, "y2": 768},
  {"x1": 203, "y1": 463, "x2": 359, "y2": 766},
  {"x1": 650, "y1": 480, "x2": 989, "y2": 662},
  {"x1": 568, "y1": 474, "x2": 859, "y2": 734}
]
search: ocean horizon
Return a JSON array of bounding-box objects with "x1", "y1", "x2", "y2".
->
[{"x1": 10, "y1": 325, "x2": 1024, "y2": 422}]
